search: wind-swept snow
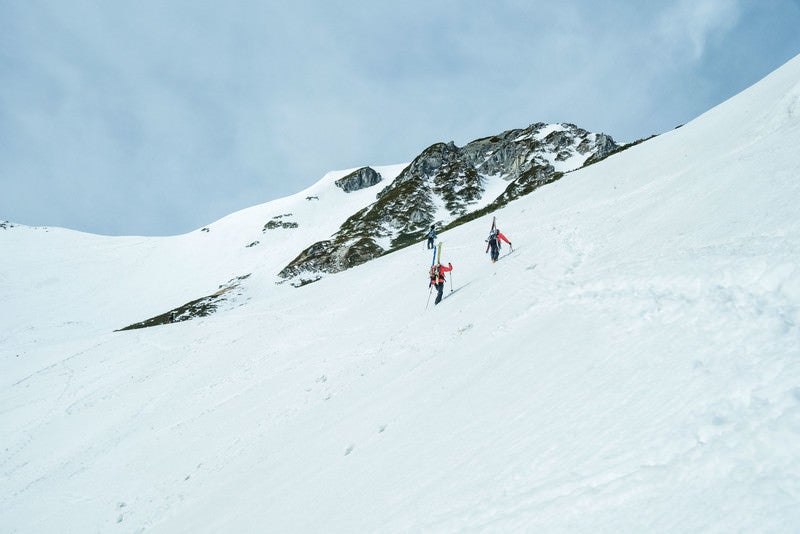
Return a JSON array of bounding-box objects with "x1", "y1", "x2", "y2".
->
[{"x1": 2, "y1": 56, "x2": 800, "y2": 532}]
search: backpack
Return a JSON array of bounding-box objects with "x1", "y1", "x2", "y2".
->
[{"x1": 429, "y1": 264, "x2": 442, "y2": 282}]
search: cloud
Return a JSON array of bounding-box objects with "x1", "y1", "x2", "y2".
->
[{"x1": 655, "y1": 0, "x2": 742, "y2": 62}]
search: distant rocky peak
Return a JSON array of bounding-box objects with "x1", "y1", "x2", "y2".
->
[{"x1": 278, "y1": 121, "x2": 619, "y2": 285}]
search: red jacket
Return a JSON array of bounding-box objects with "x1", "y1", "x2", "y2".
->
[
  {"x1": 486, "y1": 231, "x2": 512, "y2": 252},
  {"x1": 430, "y1": 263, "x2": 452, "y2": 284}
]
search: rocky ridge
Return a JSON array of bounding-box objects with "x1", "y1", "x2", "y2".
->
[{"x1": 278, "y1": 122, "x2": 618, "y2": 285}]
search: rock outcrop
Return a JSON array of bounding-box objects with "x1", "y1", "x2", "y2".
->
[
  {"x1": 279, "y1": 123, "x2": 618, "y2": 285},
  {"x1": 335, "y1": 167, "x2": 383, "y2": 193}
]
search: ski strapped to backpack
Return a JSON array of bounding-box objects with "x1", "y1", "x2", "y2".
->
[
  {"x1": 430, "y1": 242, "x2": 444, "y2": 281},
  {"x1": 426, "y1": 242, "x2": 444, "y2": 309}
]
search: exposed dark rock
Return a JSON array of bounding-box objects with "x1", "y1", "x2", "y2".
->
[
  {"x1": 116, "y1": 274, "x2": 251, "y2": 331},
  {"x1": 335, "y1": 167, "x2": 383, "y2": 193},
  {"x1": 263, "y1": 214, "x2": 299, "y2": 231}
]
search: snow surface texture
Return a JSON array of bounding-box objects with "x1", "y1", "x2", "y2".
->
[{"x1": 2, "y1": 55, "x2": 800, "y2": 532}]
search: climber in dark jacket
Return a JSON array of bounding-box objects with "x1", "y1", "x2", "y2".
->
[
  {"x1": 485, "y1": 228, "x2": 512, "y2": 262},
  {"x1": 425, "y1": 225, "x2": 437, "y2": 249}
]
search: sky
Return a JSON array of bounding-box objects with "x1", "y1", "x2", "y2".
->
[{"x1": 1, "y1": 0, "x2": 800, "y2": 236}]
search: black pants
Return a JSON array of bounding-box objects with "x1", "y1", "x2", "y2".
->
[
  {"x1": 489, "y1": 243, "x2": 499, "y2": 261},
  {"x1": 427, "y1": 238, "x2": 434, "y2": 249},
  {"x1": 434, "y1": 282, "x2": 445, "y2": 304}
]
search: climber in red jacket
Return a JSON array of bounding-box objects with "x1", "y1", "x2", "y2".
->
[{"x1": 429, "y1": 262, "x2": 453, "y2": 305}]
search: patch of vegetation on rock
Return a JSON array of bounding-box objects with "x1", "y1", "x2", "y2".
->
[
  {"x1": 445, "y1": 166, "x2": 563, "y2": 230},
  {"x1": 292, "y1": 276, "x2": 322, "y2": 287},
  {"x1": 263, "y1": 214, "x2": 299, "y2": 231},
  {"x1": 116, "y1": 274, "x2": 251, "y2": 331},
  {"x1": 278, "y1": 235, "x2": 385, "y2": 282},
  {"x1": 582, "y1": 135, "x2": 657, "y2": 167}
]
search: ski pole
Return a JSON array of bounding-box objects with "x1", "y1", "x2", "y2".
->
[{"x1": 426, "y1": 284, "x2": 433, "y2": 309}]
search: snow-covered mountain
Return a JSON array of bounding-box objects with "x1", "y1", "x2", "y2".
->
[
  {"x1": 279, "y1": 123, "x2": 617, "y2": 285},
  {"x1": 2, "y1": 53, "x2": 800, "y2": 533}
]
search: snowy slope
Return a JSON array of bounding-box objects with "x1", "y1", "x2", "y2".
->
[
  {"x1": 2, "y1": 54, "x2": 800, "y2": 533},
  {"x1": 0, "y1": 163, "x2": 408, "y2": 341}
]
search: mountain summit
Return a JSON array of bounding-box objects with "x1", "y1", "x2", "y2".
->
[{"x1": 279, "y1": 122, "x2": 617, "y2": 285}]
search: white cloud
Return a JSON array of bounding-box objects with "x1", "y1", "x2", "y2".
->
[{"x1": 656, "y1": 0, "x2": 742, "y2": 62}]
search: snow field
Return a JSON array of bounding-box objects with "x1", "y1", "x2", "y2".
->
[{"x1": 2, "y1": 56, "x2": 800, "y2": 532}]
